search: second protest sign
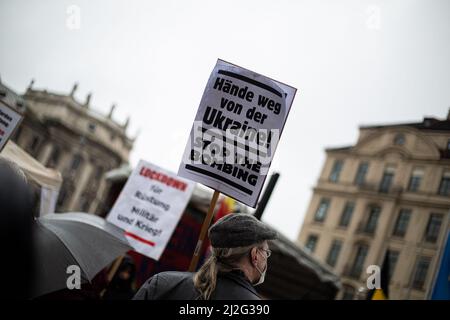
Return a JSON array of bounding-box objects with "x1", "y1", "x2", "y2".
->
[{"x1": 107, "y1": 160, "x2": 195, "y2": 260}]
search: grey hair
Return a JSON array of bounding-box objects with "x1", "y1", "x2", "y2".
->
[{"x1": 193, "y1": 242, "x2": 265, "y2": 300}]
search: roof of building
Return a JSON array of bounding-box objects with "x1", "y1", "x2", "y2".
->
[
  {"x1": 23, "y1": 84, "x2": 134, "y2": 143},
  {"x1": 359, "y1": 115, "x2": 450, "y2": 132},
  {"x1": 326, "y1": 113, "x2": 450, "y2": 158},
  {"x1": 0, "y1": 81, "x2": 27, "y2": 113}
]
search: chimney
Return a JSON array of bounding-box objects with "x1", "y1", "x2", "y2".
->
[
  {"x1": 70, "y1": 83, "x2": 78, "y2": 97},
  {"x1": 123, "y1": 116, "x2": 130, "y2": 130},
  {"x1": 84, "y1": 92, "x2": 91, "y2": 108},
  {"x1": 27, "y1": 79, "x2": 35, "y2": 92},
  {"x1": 447, "y1": 107, "x2": 450, "y2": 120},
  {"x1": 108, "y1": 103, "x2": 116, "y2": 119}
]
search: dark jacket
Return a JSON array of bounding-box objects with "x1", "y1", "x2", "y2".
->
[{"x1": 133, "y1": 270, "x2": 261, "y2": 300}]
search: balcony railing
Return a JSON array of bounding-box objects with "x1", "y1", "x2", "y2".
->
[
  {"x1": 357, "y1": 182, "x2": 403, "y2": 196},
  {"x1": 355, "y1": 222, "x2": 375, "y2": 236},
  {"x1": 342, "y1": 264, "x2": 362, "y2": 280}
]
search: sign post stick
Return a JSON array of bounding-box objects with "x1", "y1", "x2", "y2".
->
[
  {"x1": 188, "y1": 190, "x2": 220, "y2": 272},
  {"x1": 100, "y1": 255, "x2": 125, "y2": 298}
]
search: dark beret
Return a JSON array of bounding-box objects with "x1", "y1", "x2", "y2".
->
[{"x1": 208, "y1": 213, "x2": 278, "y2": 248}]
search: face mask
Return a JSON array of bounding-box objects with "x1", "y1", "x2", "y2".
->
[{"x1": 253, "y1": 250, "x2": 267, "y2": 286}]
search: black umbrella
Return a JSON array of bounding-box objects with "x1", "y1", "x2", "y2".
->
[{"x1": 31, "y1": 212, "x2": 132, "y2": 298}]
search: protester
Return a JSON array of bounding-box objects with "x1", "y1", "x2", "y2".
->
[
  {"x1": 103, "y1": 256, "x2": 137, "y2": 300},
  {"x1": 133, "y1": 213, "x2": 277, "y2": 300},
  {"x1": 0, "y1": 157, "x2": 35, "y2": 299}
]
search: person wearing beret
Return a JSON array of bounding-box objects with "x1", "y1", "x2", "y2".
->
[{"x1": 133, "y1": 213, "x2": 277, "y2": 300}]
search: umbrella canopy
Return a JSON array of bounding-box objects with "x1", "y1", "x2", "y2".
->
[{"x1": 32, "y1": 212, "x2": 131, "y2": 298}]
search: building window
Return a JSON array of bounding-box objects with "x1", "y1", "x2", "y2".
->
[
  {"x1": 424, "y1": 213, "x2": 443, "y2": 243},
  {"x1": 47, "y1": 145, "x2": 61, "y2": 168},
  {"x1": 314, "y1": 198, "x2": 330, "y2": 223},
  {"x1": 438, "y1": 171, "x2": 450, "y2": 196},
  {"x1": 392, "y1": 209, "x2": 411, "y2": 238},
  {"x1": 70, "y1": 154, "x2": 83, "y2": 172},
  {"x1": 411, "y1": 256, "x2": 431, "y2": 290},
  {"x1": 88, "y1": 122, "x2": 96, "y2": 133},
  {"x1": 379, "y1": 166, "x2": 395, "y2": 193},
  {"x1": 364, "y1": 206, "x2": 381, "y2": 234},
  {"x1": 384, "y1": 250, "x2": 399, "y2": 283},
  {"x1": 407, "y1": 168, "x2": 423, "y2": 192},
  {"x1": 27, "y1": 135, "x2": 41, "y2": 157},
  {"x1": 94, "y1": 166, "x2": 104, "y2": 180},
  {"x1": 341, "y1": 285, "x2": 355, "y2": 300},
  {"x1": 349, "y1": 245, "x2": 369, "y2": 279},
  {"x1": 339, "y1": 202, "x2": 355, "y2": 228},
  {"x1": 326, "y1": 240, "x2": 342, "y2": 267},
  {"x1": 12, "y1": 125, "x2": 22, "y2": 142},
  {"x1": 305, "y1": 235, "x2": 319, "y2": 253},
  {"x1": 393, "y1": 133, "x2": 405, "y2": 145},
  {"x1": 354, "y1": 162, "x2": 369, "y2": 186},
  {"x1": 80, "y1": 194, "x2": 92, "y2": 212},
  {"x1": 57, "y1": 181, "x2": 72, "y2": 209},
  {"x1": 329, "y1": 160, "x2": 343, "y2": 183}
]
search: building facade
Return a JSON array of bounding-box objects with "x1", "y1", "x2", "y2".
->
[
  {"x1": 10, "y1": 80, "x2": 135, "y2": 214},
  {"x1": 297, "y1": 112, "x2": 450, "y2": 300}
]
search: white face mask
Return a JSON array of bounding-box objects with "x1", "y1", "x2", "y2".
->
[{"x1": 253, "y1": 250, "x2": 268, "y2": 286}]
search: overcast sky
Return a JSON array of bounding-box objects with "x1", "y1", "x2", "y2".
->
[{"x1": 1, "y1": 0, "x2": 449, "y2": 240}]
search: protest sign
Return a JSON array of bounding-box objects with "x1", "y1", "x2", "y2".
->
[
  {"x1": 0, "y1": 100, "x2": 23, "y2": 152},
  {"x1": 178, "y1": 59, "x2": 296, "y2": 208},
  {"x1": 178, "y1": 59, "x2": 296, "y2": 271},
  {"x1": 107, "y1": 160, "x2": 195, "y2": 260}
]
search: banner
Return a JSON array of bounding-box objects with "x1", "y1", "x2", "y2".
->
[
  {"x1": 178, "y1": 59, "x2": 296, "y2": 207},
  {"x1": 430, "y1": 229, "x2": 450, "y2": 299},
  {"x1": 107, "y1": 160, "x2": 195, "y2": 260},
  {"x1": 0, "y1": 101, "x2": 23, "y2": 152}
]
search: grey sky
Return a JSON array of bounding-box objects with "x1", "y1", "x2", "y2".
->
[{"x1": 1, "y1": 0, "x2": 449, "y2": 240}]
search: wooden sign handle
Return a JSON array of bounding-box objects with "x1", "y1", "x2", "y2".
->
[
  {"x1": 188, "y1": 190, "x2": 220, "y2": 272},
  {"x1": 100, "y1": 255, "x2": 125, "y2": 298}
]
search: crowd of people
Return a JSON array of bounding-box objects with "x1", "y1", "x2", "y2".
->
[{"x1": 0, "y1": 157, "x2": 276, "y2": 300}]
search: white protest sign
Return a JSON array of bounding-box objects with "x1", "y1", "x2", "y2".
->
[
  {"x1": 0, "y1": 101, "x2": 23, "y2": 152},
  {"x1": 178, "y1": 59, "x2": 296, "y2": 207},
  {"x1": 107, "y1": 160, "x2": 195, "y2": 260}
]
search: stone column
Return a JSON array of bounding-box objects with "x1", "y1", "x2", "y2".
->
[
  {"x1": 67, "y1": 160, "x2": 93, "y2": 211},
  {"x1": 37, "y1": 142, "x2": 54, "y2": 165}
]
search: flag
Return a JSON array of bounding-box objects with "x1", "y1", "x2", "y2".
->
[
  {"x1": 430, "y1": 230, "x2": 450, "y2": 300},
  {"x1": 214, "y1": 196, "x2": 236, "y2": 222}
]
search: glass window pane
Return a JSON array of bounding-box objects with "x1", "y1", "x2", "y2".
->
[
  {"x1": 365, "y1": 206, "x2": 381, "y2": 234},
  {"x1": 314, "y1": 198, "x2": 330, "y2": 222},
  {"x1": 305, "y1": 235, "x2": 318, "y2": 253},
  {"x1": 329, "y1": 160, "x2": 344, "y2": 183},
  {"x1": 379, "y1": 172, "x2": 394, "y2": 193},
  {"x1": 339, "y1": 202, "x2": 354, "y2": 227},
  {"x1": 326, "y1": 240, "x2": 342, "y2": 267},
  {"x1": 424, "y1": 213, "x2": 443, "y2": 243},
  {"x1": 412, "y1": 257, "x2": 431, "y2": 290},
  {"x1": 350, "y1": 245, "x2": 368, "y2": 278},
  {"x1": 385, "y1": 250, "x2": 399, "y2": 282},
  {"x1": 392, "y1": 209, "x2": 411, "y2": 237},
  {"x1": 438, "y1": 172, "x2": 450, "y2": 196},
  {"x1": 354, "y1": 162, "x2": 369, "y2": 185}
]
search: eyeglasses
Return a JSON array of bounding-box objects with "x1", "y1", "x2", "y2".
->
[{"x1": 259, "y1": 248, "x2": 272, "y2": 258}]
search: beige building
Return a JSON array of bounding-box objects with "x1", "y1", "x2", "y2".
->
[
  {"x1": 297, "y1": 111, "x2": 450, "y2": 300},
  {"x1": 9, "y1": 79, "x2": 135, "y2": 214}
]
